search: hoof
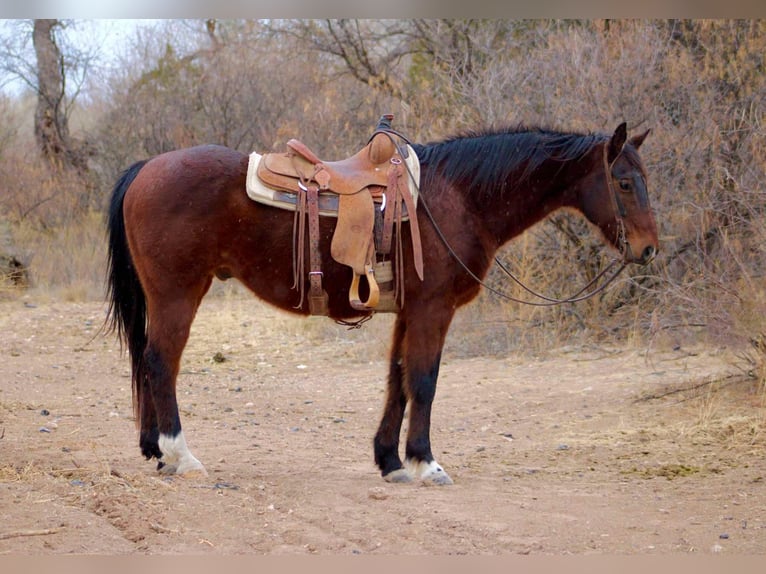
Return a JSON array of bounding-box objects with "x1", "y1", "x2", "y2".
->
[
  {"x1": 157, "y1": 458, "x2": 208, "y2": 477},
  {"x1": 178, "y1": 464, "x2": 208, "y2": 478},
  {"x1": 157, "y1": 432, "x2": 207, "y2": 476},
  {"x1": 383, "y1": 468, "x2": 414, "y2": 483},
  {"x1": 407, "y1": 459, "x2": 454, "y2": 486},
  {"x1": 422, "y1": 469, "x2": 453, "y2": 486}
]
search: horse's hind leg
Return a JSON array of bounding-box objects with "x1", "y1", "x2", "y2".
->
[{"x1": 140, "y1": 287, "x2": 210, "y2": 476}]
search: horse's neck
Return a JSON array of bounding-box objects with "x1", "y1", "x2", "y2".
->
[{"x1": 479, "y1": 157, "x2": 585, "y2": 247}]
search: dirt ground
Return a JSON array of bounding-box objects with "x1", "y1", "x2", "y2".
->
[{"x1": 1, "y1": 295, "x2": 764, "y2": 555}]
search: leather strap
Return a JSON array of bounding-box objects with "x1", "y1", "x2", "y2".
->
[
  {"x1": 379, "y1": 166, "x2": 399, "y2": 256},
  {"x1": 394, "y1": 180, "x2": 405, "y2": 307},
  {"x1": 291, "y1": 185, "x2": 307, "y2": 306},
  {"x1": 306, "y1": 183, "x2": 329, "y2": 315},
  {"x1": 287, "y1": 138, "x2": 322, "y2": 164},
  {"x1": 398, "y1": 167, "x2": 424, "y2": 281}
]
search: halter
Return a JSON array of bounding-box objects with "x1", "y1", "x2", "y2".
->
[
  {"x1": 413, "y1": 138, "x2": 629, "y2": 307},
  {"x1": 602, "y1": 139, "x2": 630, "y2": 261}
]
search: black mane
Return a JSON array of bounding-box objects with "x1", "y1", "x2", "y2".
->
[{"x1": 412, "y1": 126, "x2": 609, "y2": 198}]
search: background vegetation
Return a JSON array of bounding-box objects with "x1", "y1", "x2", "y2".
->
[{"x1": 0, "y1": 19, "x2": 764, "y2": 380}]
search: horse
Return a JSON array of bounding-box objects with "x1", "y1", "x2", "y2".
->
[{"x1": 106, "y1": 122, "x2": 658, "y2": 485}]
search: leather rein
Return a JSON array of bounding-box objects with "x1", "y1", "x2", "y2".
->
[{"x1": 400, "y1": 136, "x2": 630, "y2": 307}]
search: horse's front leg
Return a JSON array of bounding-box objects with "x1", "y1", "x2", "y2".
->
[
  {"x1": 402, "y1": 345, "x2": 453, "y2": 486},
  {"x1": 380, "y1": 304, "x2": 454, "y2": 486},
  {"x1": 374, "y1": 316, "x2": 411, "y2": 482}
]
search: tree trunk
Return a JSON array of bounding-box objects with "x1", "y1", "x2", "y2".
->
[
  {"x1": 33, "y1": 20, "x2": 67, "y2": 161},
  {"x1": 32, "y1": 19, "x2": 87, "y2": 175}
]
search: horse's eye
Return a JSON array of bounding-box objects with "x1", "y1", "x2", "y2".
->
[{"x1": 619, "y1": 179, "x2": 632, "y2": 192}]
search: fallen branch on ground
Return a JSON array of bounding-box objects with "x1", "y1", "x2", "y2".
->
[{"x1": 0, "y1": 527, "x2": 63, "y2": 540}]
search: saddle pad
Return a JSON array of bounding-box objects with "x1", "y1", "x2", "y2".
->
[{"x1": 245, "y1": 145, "x2": 421, "y2": 219}]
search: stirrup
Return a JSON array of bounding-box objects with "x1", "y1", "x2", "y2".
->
[{"x1": 349, "y1": 265, "x2": 380, "y2": 311}]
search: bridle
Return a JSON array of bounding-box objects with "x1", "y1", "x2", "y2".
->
[{"x1": 409, "y1": 137, "x2": 631, "y2": 307}]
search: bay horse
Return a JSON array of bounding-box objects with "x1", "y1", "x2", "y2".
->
[{"x1": 106, "y1": 122, "x2": 658, "y2": 485}]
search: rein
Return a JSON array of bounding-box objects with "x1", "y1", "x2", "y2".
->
[{"x1": 408, "y1": 137, "x2": 629, "y2": 307}]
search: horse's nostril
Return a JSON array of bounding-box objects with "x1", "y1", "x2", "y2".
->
[{"x1": 642, "y1": 245, "x2": 657, "y2": 263}]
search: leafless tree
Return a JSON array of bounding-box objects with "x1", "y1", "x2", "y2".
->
[{"x1": 0, "y1": 19, "x2": 92, "y2": 175}]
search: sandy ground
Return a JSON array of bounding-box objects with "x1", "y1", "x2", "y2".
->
[{"x1": 0, "y1": 295, "x2": 764, "y2": 555}]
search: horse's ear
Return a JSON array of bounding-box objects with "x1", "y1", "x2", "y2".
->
[
  {"x1": 608, "y1": 122, "x2": 628, "y2": 163},
  {"x1": 629, "y1": 129, "x2": 651, "y2": 149}
]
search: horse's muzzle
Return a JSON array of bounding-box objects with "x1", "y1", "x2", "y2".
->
[
  {"x1": 640, "y1": 245, "x2": 657, "y2": 264},
  {"x1": 627, "y1": 244, "x2": 657, "y2": 265},
  {"x1": 622, "y1": 242, "x2": 657, "y2": 265}
]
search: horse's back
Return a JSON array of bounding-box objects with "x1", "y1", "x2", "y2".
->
[
  {"x1": 139, "y1": 144, "x2": 247, "y2": 189},
  {"x1": 125, "y1": 145, "x2": 246, "y2": 213}
]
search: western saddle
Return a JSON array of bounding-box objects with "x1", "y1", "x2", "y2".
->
[{"x1": 253, "y1": 115, "x2": 423, "y2": 316}]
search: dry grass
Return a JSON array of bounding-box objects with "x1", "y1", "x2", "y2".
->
[
  {"x1": 0, "y1": 462, "x2": 40, "y2": 483},
  {"x1": 646, "y1": 372, "x2": 765, "y2": 459},
  {"x1": 0, "y1": 274, "x2": 21, "y2": 300},
  {"x1": 8, "y1": 212, "x2": 107, "y2": 302}
]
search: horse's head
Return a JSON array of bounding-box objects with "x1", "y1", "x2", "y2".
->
[{"x1": 579, "y1": 123, "x2": 659, "y2": 265}]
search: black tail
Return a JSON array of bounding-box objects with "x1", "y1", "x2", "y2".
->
[{"x1": 105, "y1": 160, "x2": 149, "y2": 422}]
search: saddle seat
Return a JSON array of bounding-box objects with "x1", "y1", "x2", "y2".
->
[
  {"x1": 251, "y1": 115, "x2": 423, "y2": 316},
  {"x1": 284, "y1": 133, "x2": 396, "y2": 195},
  {"x1": 256, "y1": 129, "x2": 400, "y2": 198}
]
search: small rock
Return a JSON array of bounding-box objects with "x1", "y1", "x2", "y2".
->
[
  {"x1": 556, "y1": 444, "x2": 569, "y2": 451},
  {"x1": 368, "y1": 487, "x2": 388, "y2": 500},
  {"x1": 719, "y1": 533, "x2": 729, "y2": 540},
  {"x1": 40, "y1": 409, "x2": 50, "y2": 416},
  {"x1": 39, "y1": 427, "x2": 51, "y2": 433}
]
